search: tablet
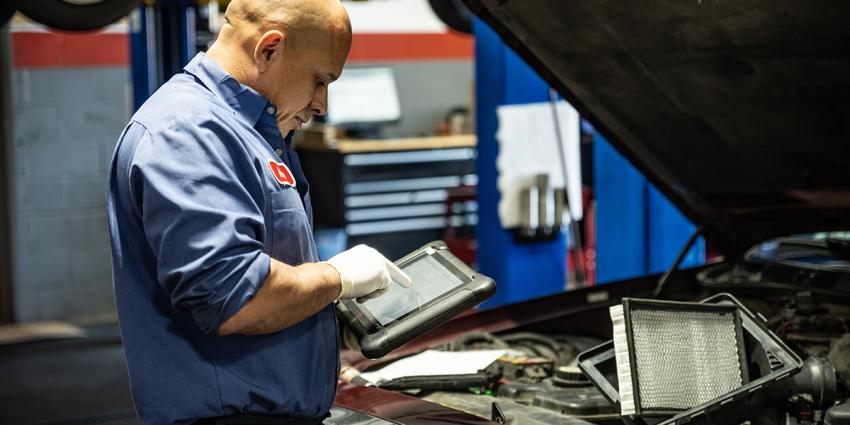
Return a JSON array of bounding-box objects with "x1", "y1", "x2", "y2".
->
[{"x1": 336, "y1": 241, "x2": 496, "y2": 358}]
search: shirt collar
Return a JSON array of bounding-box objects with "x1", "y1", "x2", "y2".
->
[{"x1": 183, "y1": 52, "x2": 274, "y2": 127}]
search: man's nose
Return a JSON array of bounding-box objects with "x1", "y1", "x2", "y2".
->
[{"x1": 311, "y1": 86, "x2": 328, "y2": 117}]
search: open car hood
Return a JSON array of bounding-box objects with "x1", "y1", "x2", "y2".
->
[{"x1": 463, "y1": 0, "x2": 850, "y2": 255}]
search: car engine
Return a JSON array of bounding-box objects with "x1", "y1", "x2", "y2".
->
[{"x1": 357, "y1": 238, "x2": 850, "y2": 425}]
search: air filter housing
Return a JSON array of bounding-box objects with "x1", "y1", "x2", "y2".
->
[
  {"x1": 579, "y1": 294, "x2": 803, "y2": 425},
  {"x1": 611, "y1": 299, "x2": 749, "y2": 416}
]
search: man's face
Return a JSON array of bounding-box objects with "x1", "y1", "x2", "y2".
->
[{"x1": 267, "y1": 31, "x2": 349, "y2": 134}]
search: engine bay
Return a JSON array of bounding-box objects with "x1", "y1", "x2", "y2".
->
[{"x1": 348, "y1": 238, "x2": 850, "y2": 425}]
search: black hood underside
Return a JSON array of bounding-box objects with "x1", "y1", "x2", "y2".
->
[{"x1": 464, "y1": 0, "x2": 850, "y2": 255}]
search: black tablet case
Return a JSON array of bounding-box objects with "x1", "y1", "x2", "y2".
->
[{"x1": 336, "y1": 241, "x2": 496, "y2": 358}]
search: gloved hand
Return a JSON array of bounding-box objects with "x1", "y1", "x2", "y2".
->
[{"x1": 325, "y1": 244, "x2": 412, "y2": 301}]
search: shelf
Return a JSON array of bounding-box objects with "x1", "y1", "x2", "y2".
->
[{"x1": 300, "y1": 134, "x2": 476, "y2": 153}]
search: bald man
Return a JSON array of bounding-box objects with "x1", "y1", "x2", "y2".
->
[{"x1": 107, "y1": 1, "x2": 409, "y2": 424}]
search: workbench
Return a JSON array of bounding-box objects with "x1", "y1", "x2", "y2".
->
[{"x1": 297, "y1": 135, "x2": 477, "y2": 261}]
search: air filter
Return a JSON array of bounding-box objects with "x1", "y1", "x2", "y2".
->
[
  {"x1": 578, "y1": 294, "x2": 803, "y2": 425},
  {"x1": 610, "y1": 299, "x2": 748, "y2": 417}
]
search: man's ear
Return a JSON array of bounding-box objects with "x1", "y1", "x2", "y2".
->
[{"x1": 253, "y1": 29, "x2": 286, "y2": 73}]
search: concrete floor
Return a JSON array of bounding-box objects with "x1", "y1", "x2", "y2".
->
[{"x1": 0, "y1": 323, "x2": 142, "y2": 425}]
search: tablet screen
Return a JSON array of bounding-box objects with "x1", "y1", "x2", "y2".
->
[{"x1": 359, "y1": 254, "x2": 469, "y2": 326}]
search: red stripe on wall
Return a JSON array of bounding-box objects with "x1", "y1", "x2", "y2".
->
[
  {"x1": 12, "y1": 32, "x2": 129, "y2": 68},
  {"x1": 348, "y1": 32, "x2": 473, "y2": 62},
  {"x1": 11, "y1": 31, "x2": 472, "y2": 68}
]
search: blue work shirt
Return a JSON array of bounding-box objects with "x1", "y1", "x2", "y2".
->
[{"x1": 107, "y1": 52, "x2": 339, "y2": 425}]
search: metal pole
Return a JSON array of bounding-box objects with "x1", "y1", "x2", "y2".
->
[
  {"x1": 548, "y1": 88, "x2": 586, "y2": 288},
  {"x1": 0, "y1": 20, "x2": 14, "y2": 322},
  {"x1": 651, "y1": 225, "x2": 703, "y2": 299}
]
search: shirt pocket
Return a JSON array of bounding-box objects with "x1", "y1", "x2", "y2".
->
[{"x1": 268, "y1": 188, "x2": 319, "y2": 264}]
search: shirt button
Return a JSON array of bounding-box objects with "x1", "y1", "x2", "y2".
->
[
  {"x1": 275, "y1": 148, "x2": 283, "y2": 156},
  {"x1": 266, "y1": 106, "x2": 276, "y2": 115}
]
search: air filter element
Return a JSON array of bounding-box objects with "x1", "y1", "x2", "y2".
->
[
  {"x1": 611, "y1": 299, "x2": 748, "y2": 417},
  {"x1": 578, "y1": 294, "x2": 803, "y2": 425}
]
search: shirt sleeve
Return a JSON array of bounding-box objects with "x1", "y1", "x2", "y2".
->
[{"x1": 129, "y1": 115, "x2": 270, "y2": 334}]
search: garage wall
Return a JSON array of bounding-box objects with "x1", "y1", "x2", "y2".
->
[
  {"x1": 8, "y1": 8, "x2": 472, "y2": 323},
  {"x1": 342, "y1": 0, "x2": 474, "y2": 136},
  {"x1": 9, "y1": 24, "x2": 130, "y2": 323},
  {"x1": 359, "y1": 60, "x2": 472, "y2": 137}
]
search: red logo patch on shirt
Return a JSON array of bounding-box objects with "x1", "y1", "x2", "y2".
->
[{"x1": 268, "y1": 160, "x2": 296, "y2": 187}]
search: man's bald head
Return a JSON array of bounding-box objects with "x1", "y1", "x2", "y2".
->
[
  {"x1": 227, "y1": 0, "x2": 350, "y2": 32},
  {"x1": 207, "y1": 0, "x2": 352, "y2": 133},
  {"x1": 213, "y1": 0, "x2": 351, "y2": 67},
  {"x1": 223, "y1": 0, "x2": 351, "y2": 54}
]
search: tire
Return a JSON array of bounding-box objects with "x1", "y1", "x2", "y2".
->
[
  {"x1": 428, "y1": 0, "x2": 472, "y2": 34},
  {"x1": 0, "y1": 0, "x2": 15, "y2": 28},
  {"x1": 17, "y1": 0, "x2": 139, "y2": 32}
]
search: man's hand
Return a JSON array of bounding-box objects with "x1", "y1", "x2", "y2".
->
[
  {"x1": 325, "y1": 244, "x2": 412, "y2": 301},
  {"x1": 218, "y1": 245, "x2": 411, "y2": 336}
]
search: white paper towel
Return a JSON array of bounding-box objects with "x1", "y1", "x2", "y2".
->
[
  {"x1": 496, "y1": 100, "x2": 582, "y2": 228},
  {"x1": 360, "y1": 349, "x2": 506, "y2": 384}
]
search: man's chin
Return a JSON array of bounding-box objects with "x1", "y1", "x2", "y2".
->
[{"x1": 278, "y1": 122, "x2": 297, "y2": 134}]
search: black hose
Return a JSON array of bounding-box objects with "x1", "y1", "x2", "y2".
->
[
  {"x1": 441, "y1": 331, "x2": 510, "y2": 351},
  {"x1": 501, "y1": 332, "x2": 565, "y2": 360}
]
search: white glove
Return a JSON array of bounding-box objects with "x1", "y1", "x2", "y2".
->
[{"x1": 325, "y1": 244, "x2": 412, "y2": 301}]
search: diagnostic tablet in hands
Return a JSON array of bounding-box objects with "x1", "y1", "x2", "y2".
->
[{"x1": 336, "y1": 241, "x2": 496, "y2": 358}]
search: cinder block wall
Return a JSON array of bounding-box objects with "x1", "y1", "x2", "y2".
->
[{"x1": 10, "y1": 28, "x2": 130, "y2": 323}]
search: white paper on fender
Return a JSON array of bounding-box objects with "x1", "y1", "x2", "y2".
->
[
  {"x1": 360, "y1": 349, "x2": 507, "y2": 385},
  {"x1": 360, "y1": 254, "x2": 465, "y2": 326}
]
